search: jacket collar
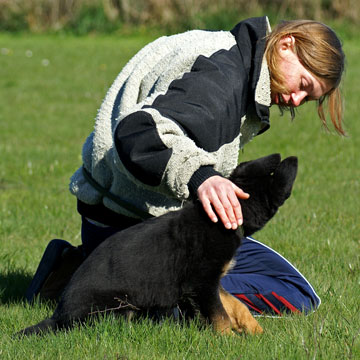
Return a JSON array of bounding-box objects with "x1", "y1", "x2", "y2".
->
[{"x1": 231, "y1": 16, "x2": 271, "y2": 134}]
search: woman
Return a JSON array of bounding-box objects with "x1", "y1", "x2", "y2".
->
[{"x1": 26, "y1": 16, "x2": 345, "y2": 315}]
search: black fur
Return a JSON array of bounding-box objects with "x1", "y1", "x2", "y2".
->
[{"x1": 18, "y1": 154, "x2": 298, "y2": 336}]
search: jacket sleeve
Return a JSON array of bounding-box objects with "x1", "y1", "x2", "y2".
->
[{"x1": 114, "y1": 47, "x2": 247, "y2": 200}]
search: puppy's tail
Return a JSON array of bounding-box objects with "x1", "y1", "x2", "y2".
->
[{"x1": 16, "y1": 318, "x2": 57, "y2": 337}]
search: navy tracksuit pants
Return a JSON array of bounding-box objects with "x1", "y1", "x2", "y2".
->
[{"x1": 220, "y1": 236, "x2": 320, "y2": 315}]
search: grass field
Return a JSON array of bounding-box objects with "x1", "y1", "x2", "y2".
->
[{"x1": 0, "y1": 31, "x2": 359, "y2": 359}]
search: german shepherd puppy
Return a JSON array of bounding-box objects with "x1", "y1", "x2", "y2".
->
[{"x1": 18, "y1": 154, "x2": 298, "y2": 336}]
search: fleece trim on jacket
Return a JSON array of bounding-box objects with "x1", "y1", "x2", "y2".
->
[{"x1": 70, "y1": 16, "x2": 272, "y2": 219}]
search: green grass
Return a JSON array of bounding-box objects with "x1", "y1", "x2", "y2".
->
[{"x1": 0, "y1": 32, "x2": 359, "y2": 359}]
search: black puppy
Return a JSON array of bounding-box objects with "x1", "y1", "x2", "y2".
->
[{"x1": 18, "y1": 154, "x2": 298, "y2": 336}]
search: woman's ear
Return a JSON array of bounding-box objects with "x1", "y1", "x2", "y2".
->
[{"x1": 279, "y1": 35, "x2": 295, "y2": 51}]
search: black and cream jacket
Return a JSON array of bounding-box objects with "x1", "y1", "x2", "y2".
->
[{"x1": 70, "y1": 16, "x2": 272, "y2": 220}]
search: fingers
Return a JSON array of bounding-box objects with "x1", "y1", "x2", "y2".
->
[
  {"x1": 197, "y1": 176, "x2": 249, "y2": 230},
  {"x1": 199, "y1": 194, "x2": 218, "y2": 224},
  {"x1": 232, "y1": 183, "x2": 250, "y2": 200}
]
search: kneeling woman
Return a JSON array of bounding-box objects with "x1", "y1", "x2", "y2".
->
[{"x1": 26, "y1": 16, "x2": 345, "y2": 316}]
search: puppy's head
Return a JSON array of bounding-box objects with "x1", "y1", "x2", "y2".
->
[{"x1": 229, "y1": 154, "x2": 298, "y2": 236}]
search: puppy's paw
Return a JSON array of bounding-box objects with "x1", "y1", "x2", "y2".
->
[{"x1": 220, "y1": 288, "x2": 263, "y2": 335}]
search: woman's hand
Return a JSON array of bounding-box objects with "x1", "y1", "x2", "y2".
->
[{"x1": 197, "y1": 176, "x2": 249, "y2": 230}]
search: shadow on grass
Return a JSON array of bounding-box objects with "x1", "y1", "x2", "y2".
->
[{"x1": 0, "y1": 269, "x2": 32, "y2": 304}]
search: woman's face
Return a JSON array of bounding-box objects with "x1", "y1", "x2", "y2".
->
[{"x1": 271, "y1": 36, "x2": 331, "y2": 107}]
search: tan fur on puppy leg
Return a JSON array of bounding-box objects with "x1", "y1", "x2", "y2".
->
[
  {"x1": 211, "y1": 312, "x2": 232, "y2": 335},
  {"x1": 219, "y1": 287, "x2": 263, "y2": 334}
]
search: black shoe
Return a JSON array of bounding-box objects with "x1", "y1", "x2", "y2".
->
[{"x1": 25, "y1": 239, "x2": 85, "y2": 303}]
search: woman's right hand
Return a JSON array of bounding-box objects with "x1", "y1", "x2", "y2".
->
[{"x1": 197, "y1": 175, "x2": 249, "y2": 230}]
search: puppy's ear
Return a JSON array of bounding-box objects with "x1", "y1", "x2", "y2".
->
[
  {"x1": 270, "y1": 156, "x2": 298, "y2": 208},
  {"x1": 230, "y1": 153, "x2": 281, "y2": 182}
]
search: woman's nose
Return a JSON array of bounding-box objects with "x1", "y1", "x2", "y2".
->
[{"x1": 291, "y1": 91, "x2": 308, "y2": 107}]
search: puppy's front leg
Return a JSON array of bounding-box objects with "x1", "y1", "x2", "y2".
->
[
  {"x1": 196, "y1": 288, "x2": 232, "y2": 335},
  {"x1": 219, "y1": 287, "x2": 263, "y2": 334}
]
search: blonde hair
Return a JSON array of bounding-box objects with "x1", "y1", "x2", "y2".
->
[{"x1": 265, "y1": 20, "x2": 346, "y2": 135}]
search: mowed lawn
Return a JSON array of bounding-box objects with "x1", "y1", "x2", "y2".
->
[{"x1": 0, "y1": 32, "x2": 359, "y2": 359}]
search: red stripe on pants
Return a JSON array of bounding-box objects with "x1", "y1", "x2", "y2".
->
[
  {"x1": 234, "y1": 294, "x2": 263, "y2": 314},
  {"x1": 271, "y1": 291, "x2": 301, "y2": 313},
  {"x1": 255, "y1": 293, "x2": 281, "y2": 315}
]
